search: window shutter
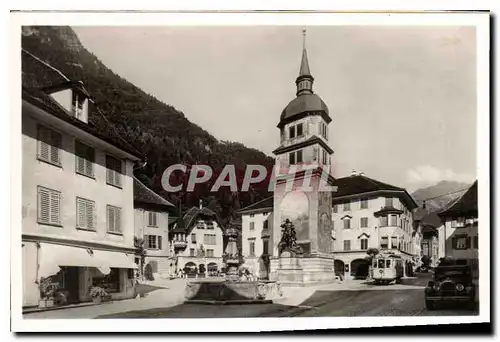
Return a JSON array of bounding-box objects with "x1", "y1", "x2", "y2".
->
[
  {"x1": 77, "y1": 198, "x2": 85, "y2": 228},
  {"x1": 115, "y1": 208, "x2": 122, "y2": 233},
  {"x1": 114, "y1": 160, "x2": 122, "y2": 187},
  {"x1": 86, "y1": 200, "x2": 94, "y2": 229},
  {"x1": 158, "y1": 236, "x2": 162, "y2": 250},
  {"x1": 451, "y1": 237, "x2": 457, "y2": 250},
  {"x1": 50, "y1": 131, "x2": 62, "y2": 164},
  {"x1": 85, "y1": 146, "x2": 94, "y2": 176},
  {"x1": 38, "y1": 187, "x2": 50, "y2": 223},
  {"x1": 107, "y1": 206, "x2": 114, "y2": 232},
  {"x1": 49, "y1": 191, "x2": 60, "y2": 224},
  {"x1": 38, "y1": 127, "x2": 50, "y2": 161},
  {"x1": 466, "y1": 236, "x2": 471, "y2": 249}
]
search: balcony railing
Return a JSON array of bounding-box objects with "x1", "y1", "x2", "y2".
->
[{"x1": 173, "y1": 240, "x2": 187, "y2": 249}]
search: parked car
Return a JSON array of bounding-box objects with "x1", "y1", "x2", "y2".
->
[{"x1": 424, "y1": 259, "x2": 476, "y2": 310}]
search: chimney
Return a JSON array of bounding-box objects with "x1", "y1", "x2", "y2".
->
[{"x1": 351, "y1": 170, "x2": 357, "y2": 176}]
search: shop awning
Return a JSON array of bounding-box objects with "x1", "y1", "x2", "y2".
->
[
  {"x1": 93, "y1": 250, "x2": 137, "y2": 270},
  {"x1": 38, "y1": 243, "x2": 137, "y2": 279}
]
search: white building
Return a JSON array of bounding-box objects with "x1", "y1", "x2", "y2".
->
[
  {"x1": 437, "y1": 181, "x2": 478, "y2": 262},
  {"x1": 331, "y1": 173, "x2": 419, "y2": 280},
  {"x1": 169, "y1": 203, "x2": 225, "y2": 277},
  {"x1": 239, "y1": 197, "x2": 273, "y2": 278},
  {"x1": 22, "y1": 81, "x2": 140, "y2": 308},
  {"x1": 133, "y1": 177, "x2": 175, "y2": 279}
]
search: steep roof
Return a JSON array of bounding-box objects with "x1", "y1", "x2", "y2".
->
[
  {"x1": 332, "y1": 175, "x2": 418, "y2": 210},
  {"x1": 439, "y1": 180, "x2": 478, "y2": 218},
  {"x1": 238, "y1": 196, "x2": 274, "y2": 214},
  {"x1": 133, "y1": 177, "x2": 174, "y2": 210},
  {"x1": 170, "y1": 206, "x2": 222, "y2": 234},
  {"x1": 22, "y1": 86, "x2": 143, "y2": 160}
]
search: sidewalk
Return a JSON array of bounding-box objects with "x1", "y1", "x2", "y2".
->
[{"x1": 23, "y1": 278, "x2": 187, "y2": 319}]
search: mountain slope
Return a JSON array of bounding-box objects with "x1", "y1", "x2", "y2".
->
[
  {"x1": 411, "y1": 180, "x2": 471, "y2": 212},
  {"x1": 21, "y1": 26, "x2": 274, "y2": 222}
]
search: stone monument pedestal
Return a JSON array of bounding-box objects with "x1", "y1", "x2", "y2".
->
[{"x1": 269, "y1": 253, "x2": 336, "y2": 286}]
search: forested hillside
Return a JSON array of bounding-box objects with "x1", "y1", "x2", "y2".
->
[{"x1": 21, "y1": 26, "x2": 274, "y2": 224}]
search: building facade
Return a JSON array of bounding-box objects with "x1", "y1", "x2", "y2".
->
[
  {"x1": 169, "y1": 203, "x2": 225, "y2": 277},
  {"x1": 437, "y1": 181, "x2": 478, "y2": 262},
  {"x1": 331, "y1": 174, "x2": 418, "y2": 280},
  {"x1": 133, "y1": 177, "x2": 175, "y2": 279},
  {"x1": 22, "y1": 82, "x2": 140, "y2": 308},
  {"x1": 239, "y1": 197, "x2": 273, "y2": 278}
]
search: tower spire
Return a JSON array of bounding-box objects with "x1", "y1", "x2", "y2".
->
[
  {"x1": 296, "y1": 28, "x2": 314, "y2": 96},
  {"x1": 299, "y1": 29, "x2": 311, "y2": 76}
]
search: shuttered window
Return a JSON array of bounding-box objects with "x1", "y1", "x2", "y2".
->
[
  {"x1": 106, "y1": 205, "x2": 122, "y2": 234},
  {"x1": 37, "y1": 186, "x2": 61, "y2": 225},
  {"x1": 148, "y1": 211, "x2": 158, "y2": 227},
  {"x1": 37, "y1": 125, "x2": 62, "y2": 166},
  {"x1": 75, "y1": 141, "x2": 95, "y2": 177},
  {"x1": 76, "y1": 197, "x2": 95, "y2": 230},
  {"x1": 106, "y1": 155, "x2": 122, "y2": 188}
]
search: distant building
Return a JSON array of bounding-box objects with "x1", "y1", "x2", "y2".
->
[
  {"x1": 331, "y1": 174, "x2": 419, "y2": 279},
  {"x1": 437, "y1": 180, "x2": 478, "y2": 262},
  {"x1": 169, "y1": 202, "x2": 225, "y2": 277},
  {"x1": 133, "y1": 177, "x2": 175, "y2": 278},
  {"x1": 413, "y1": 208, "x2": 441, "y2": 268},
  {"x1": 22, "y1": 82, "x2": 140, "y2": 308}
]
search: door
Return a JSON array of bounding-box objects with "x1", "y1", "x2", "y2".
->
[{"x1": 63, "y1": 267, "x2": 80, "y2": 304}]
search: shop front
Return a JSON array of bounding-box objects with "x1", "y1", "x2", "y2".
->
[{"x1": 22, "y1": 242, "x2": 137, "y2": 308}]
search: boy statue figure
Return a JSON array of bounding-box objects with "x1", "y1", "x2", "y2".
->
[{"x1": 278, "y1": 219, "x2": 303, "y2": 257}]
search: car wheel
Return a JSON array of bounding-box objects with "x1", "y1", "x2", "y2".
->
[{"x1": 425, "y1": 300, "x2": 435, "y2": 310}]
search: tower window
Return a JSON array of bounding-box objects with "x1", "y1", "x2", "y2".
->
[
  {"x1": 297, "y1": 123, "x2": 303, "y2": 137},
  {"x1": 289, "y1": 126, "x2": 296, "y2": 139},
  {"x1": 289, "y1": 152, "x2": 296, "y2": 165},
  {"x1": 322, "y1": 150, "x2": 328, "y2": 165}
]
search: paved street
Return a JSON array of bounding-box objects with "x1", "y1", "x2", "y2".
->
[{"x1": 94, "y1": 273, "x2": 478, "y2": 318}]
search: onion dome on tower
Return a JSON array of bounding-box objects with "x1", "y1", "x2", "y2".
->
[{"x1": 278, "y1": 29, "x2": 331, "y2": 129}]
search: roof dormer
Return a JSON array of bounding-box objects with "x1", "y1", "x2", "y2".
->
[{"x1": 42, "y1": 81, "x2": 91, "y2": 124}]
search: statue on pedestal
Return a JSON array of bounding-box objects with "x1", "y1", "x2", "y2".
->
[{"x1": 278, "y1": 218, "x2": 303, "y2": 257}]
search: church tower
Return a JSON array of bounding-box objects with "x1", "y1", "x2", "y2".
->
[
  {"x1": 273, "y1": 29, "x2": 334, "y2": 169},
  {"x1": 270, "y1": 30, "x2": 336, "y2": 285}
]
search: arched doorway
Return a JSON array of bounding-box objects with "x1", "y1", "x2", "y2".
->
[
  {"x1": 207, "y1": 262, "x2": 218, "y2": 277},
  {"x1": 334, "y1": 260, "x2": 345, "y2": 279},
  {"x1": 183, "y1": 262, "x2": 197, "y2": 278},
  {"x1": 351, "y1": 259, "x2": 370, "y2": 279}
]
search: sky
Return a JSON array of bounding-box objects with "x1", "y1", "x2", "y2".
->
[{"x1": 73, "y1": 26, "x2": 477, "y2": 191}]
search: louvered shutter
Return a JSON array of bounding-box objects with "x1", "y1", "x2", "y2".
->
[
  {"x1": 38, "y1": 187, "x2": 50, "y2": 223},
  {"x1": 144, "y1": 235, "x2": 149, "y2": 249},
  {"x1": 75, "y1": 142, "x2": 85, "y2": 174},
  {"x1": 86, "y1": 200, "x2": 94, "y2": 229},
  {"x1": 49, "y1": 191, "x2": 60, "y2": 224},
  {"x1": 158, "y1": 236, "x2": 162, "y2": 250},
  {"x1": 38, "y1": 127, "x2": 50, "y2": 161},
  {"x1": 85, "y1": 147, "x2": 94, "y2": 176},
  {"x1": 77, "y1": 198, "x2": 86, "y2": 228},
  {"x1": 106, "y1": 156, "x2": 114, "y2": 184},
  {"x1": 50, "y1": 131, "x2": 62, "y2": 165},
  {"x1": 107, "y1": 206, "x2": 115, "y2": 232},
  {"x1": 115, "y1": 207, "x2": 122, "y2": 233},
  {"x1": 114, "y1": 159, "x2": 122, "y2": 187}
]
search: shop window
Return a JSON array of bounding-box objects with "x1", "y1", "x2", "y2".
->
[{"x1": 93, "y1": 268, "x2": 120, "y2": 293}]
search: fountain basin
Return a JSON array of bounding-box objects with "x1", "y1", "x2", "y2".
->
[{"x1": 184, "y1": 279, "x2": 278, "y2": 305}]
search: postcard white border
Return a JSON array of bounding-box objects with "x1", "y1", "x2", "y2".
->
[{"x1": 9, "y1": 10, "x2": 490, "y2": 333}]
